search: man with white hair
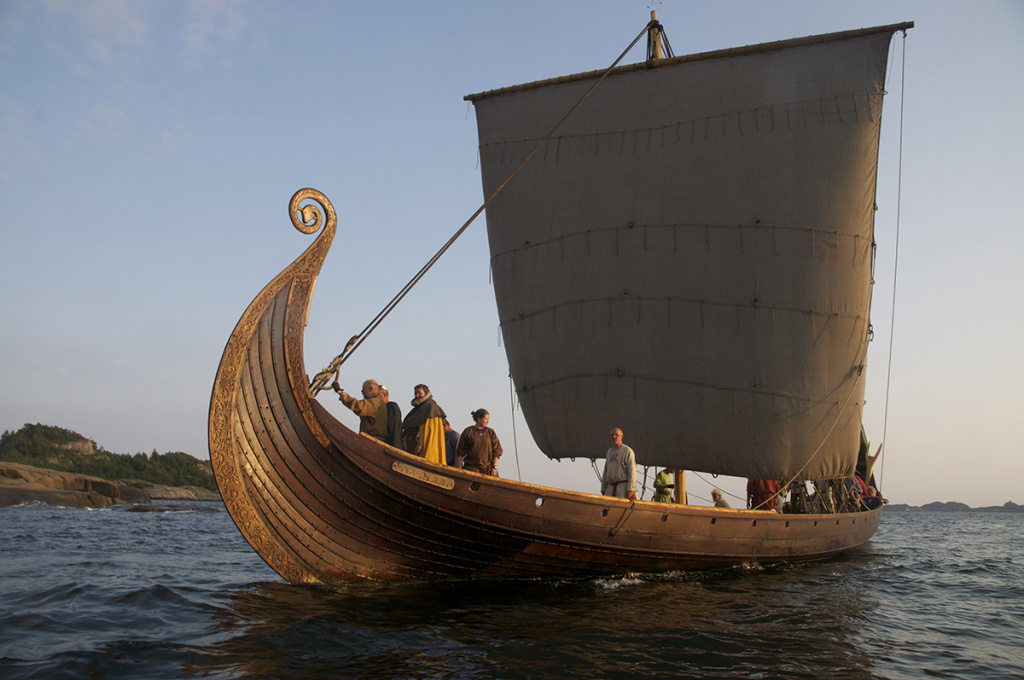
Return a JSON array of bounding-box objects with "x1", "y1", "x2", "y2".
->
[
  {"x1": 711, "y1": 488, "x2": 732, "y2": 508},
  {"x1": 331, "y1": 378, "x2": 388, "y2": 444}
]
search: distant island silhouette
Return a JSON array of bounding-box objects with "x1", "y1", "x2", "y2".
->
[{"x1": 884, "y1": 501, "x2": 1023, "y2": 513}]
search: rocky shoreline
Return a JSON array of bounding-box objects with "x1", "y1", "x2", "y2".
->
[{"x1": 0, "y1": 461, "x2": 220, "y2": 508}]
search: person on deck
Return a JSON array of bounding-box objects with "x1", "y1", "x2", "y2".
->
[
  {"x1": 862, "y1": 486, "x2": 885, "y2": 510},
  {"x1": 601, "y1": 428, "x2": 637, "y2": 500},
  {"x1": 379, "y1": 385, "x2": 403, "y2": 449},
  {"x1": 443, "y1": 419, "x2": 460, "y2": 468},
  {"x1": 401, "y1": 384, "x2": 447, "y2": 465},
  {"x1": 653, "y1": 468, "x2": 673, "y2": 503},
  {"x1": 457, "y1": 409, "x2": 502, "y2": 475},
  {"x1": 747, "y1": 478, "x2": 782, "y2": 511},
  {"x1": 712, "y1": 488, "x2": 732, "y2": 508},
  {"x1": 331, "y1": 379, "x2": 388, "y2": 443}
]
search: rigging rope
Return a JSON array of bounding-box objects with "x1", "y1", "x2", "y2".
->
[
  {"x1": 879, "y1": 29, "x2": 909, "y2": 488},
  {"x1": 310, "y1": 19, "x2": 662, "y2": 394}
]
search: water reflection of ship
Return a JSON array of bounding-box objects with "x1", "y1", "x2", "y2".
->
[
  {"x1": 200, "y1": 564, "x2": 882, "y2": 679},
  {"x1": 208, "y1": 15, "x2": 910, "y2": 583}
]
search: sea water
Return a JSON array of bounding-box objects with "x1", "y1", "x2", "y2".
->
[{"x1": 1, "y1": 503, "x2": 1021, "y2": 679}]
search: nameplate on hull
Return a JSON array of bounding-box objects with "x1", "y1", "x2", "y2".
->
[{"x1": 392, "y1": 461, "x2": 456, "y2": 490}]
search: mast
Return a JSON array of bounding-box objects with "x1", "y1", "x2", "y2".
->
[{"x1": 649, "y1": 11, "x2": 684, "y2": 503}]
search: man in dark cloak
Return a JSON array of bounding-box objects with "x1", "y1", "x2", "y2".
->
[{"x1": 379, "y1": 385, "x2": 403, "y2": 449}]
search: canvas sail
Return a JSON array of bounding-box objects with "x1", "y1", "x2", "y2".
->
[{"x1": 467, "y1": 26, "x2": 905, "y2": 482}]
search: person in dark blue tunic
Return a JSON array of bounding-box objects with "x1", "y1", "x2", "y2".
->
[
  {"x1": 443, "y1": 419, "x2": 460, "y2": 468},
  {"x1": 379, "y1": 385, "x2": 403, "y2": 449}
]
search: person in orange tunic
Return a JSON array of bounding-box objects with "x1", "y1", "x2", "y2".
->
[{"x1": 747, "y1": 478, "x2": 782, "y2": 510}]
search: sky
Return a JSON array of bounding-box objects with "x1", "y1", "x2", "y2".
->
[{"x1": 1, "y1": 0, "x2": 1021, "y2": 508}]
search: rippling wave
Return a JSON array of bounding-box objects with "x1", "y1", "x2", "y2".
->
[{"x1": 1, "y1": 504, "x2": 1021, "y2": 679}]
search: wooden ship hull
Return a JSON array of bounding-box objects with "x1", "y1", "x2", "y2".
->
[{"x1": 208, "y1": 189, "x2": 881, "y2": 584}]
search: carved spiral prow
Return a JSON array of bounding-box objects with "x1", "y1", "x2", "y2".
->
[{"x1": 289, "y1": 188, "x2": 337, "y2": 236}]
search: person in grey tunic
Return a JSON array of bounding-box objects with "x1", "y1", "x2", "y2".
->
[{"x1": 600, "y1": 427, "x2": 637, "y2": 500}]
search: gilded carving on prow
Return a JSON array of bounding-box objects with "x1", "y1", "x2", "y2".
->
[{"x1": 207, "y1": 189, "x2": 339, "y2": 586}]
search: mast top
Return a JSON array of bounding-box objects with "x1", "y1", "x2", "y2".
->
[{"x1": 648, "y1": 10, "x2": 664, "y2": 62}]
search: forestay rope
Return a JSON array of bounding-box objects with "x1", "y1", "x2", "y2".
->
[{"x1": 309, "y1": 18, "x2": 668, "y2": 395}]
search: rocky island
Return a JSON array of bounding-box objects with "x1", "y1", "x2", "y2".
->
[
  {"x1": 0, "y1": 424, "x2": 220, "y2": 508},
  {"x1": 0, "y1": 461, "x2": 219, "y2": 507}
]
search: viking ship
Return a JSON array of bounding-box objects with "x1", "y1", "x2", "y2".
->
[{"x1": 209, "y1": 17, "x2": 911, "y2": 583}]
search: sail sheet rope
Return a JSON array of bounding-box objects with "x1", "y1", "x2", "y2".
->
[
  {"x1": 309, "y1": 19, "x2": 664, "y2": 394},
  {"x1": 749, "y1": 365, "x2": 865, "y2": 510},
  {"x1": 508, "y1": 373, "x2": 523, "y2": 482}
]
